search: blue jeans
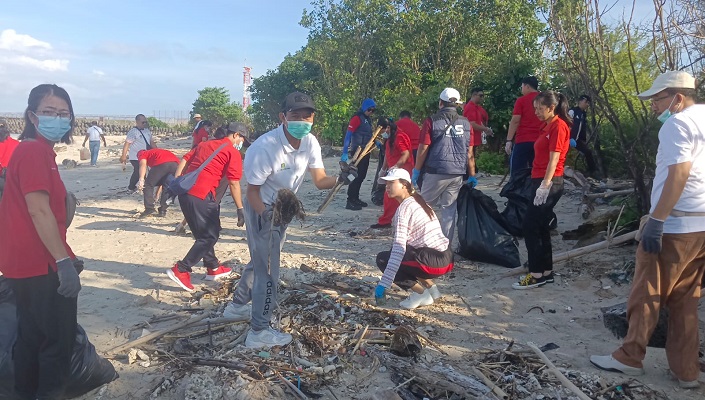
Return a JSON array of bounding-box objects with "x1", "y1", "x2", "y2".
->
[{"x1": 89, "y1": 141, "x2": 100, "y2": 165}]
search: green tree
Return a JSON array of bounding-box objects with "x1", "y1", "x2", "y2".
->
[{"x1": 191, "y1": 87, "x2": 246, "y2": 127}]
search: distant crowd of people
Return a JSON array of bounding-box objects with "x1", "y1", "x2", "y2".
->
[{"x1": 0, "y1": 69, "x2": 703, "y2": 398}]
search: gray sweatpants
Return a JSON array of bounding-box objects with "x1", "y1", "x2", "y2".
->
[
  {"x1": 420, "y1": 173, "x2": 463, "y2": 243},
  {"x1": 231, "y1": 197, "x2": 288, "y2": 331}
]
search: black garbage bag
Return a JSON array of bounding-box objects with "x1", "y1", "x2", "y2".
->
[
  {"x1": 0, "y1": 277, "x2": 118, "y2": 399},
  {"x1": 370, "y1": 148, "x2": 386, "y2": 206},
  {"x1": 500, "y1": 168, "x2": 557, "y2": 236},
  {"x1": 457, "y1": 185, "x2": 521, "y2": 268}
]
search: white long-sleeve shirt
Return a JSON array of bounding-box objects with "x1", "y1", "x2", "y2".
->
[{"x1": 380, "y1": 196, "x2": 449, "y2": 288}]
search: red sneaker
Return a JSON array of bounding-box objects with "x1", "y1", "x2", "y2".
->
[
  {"x1": 166, "y1": 265, "x2": 194, "y2": 292},
  {"x1": 205, "y1": 265, "x2": 232, "y2": 281}
]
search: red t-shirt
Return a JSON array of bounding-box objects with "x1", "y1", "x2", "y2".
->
[
  {"x1": 420, "y1": 118, "x2": 473, "y2": 147},
  {"x1": 513, "y1": 92, "x2": 543, "y2": 143},
  {"x1": 0, "y1": 137, "x2": 20, "y2": 173},
  {"x1": 532, "y1": 116, "x2": 571, "y2": 179},
  {"x1": 192, "y1": 127, "x2": 209, "y2": 148},
  {"x1": 138, "y1": 148, "x2": 179, "y2": 167},
  {"x1": 396, "y1": 118, "x2": 421, "y2": 150},
  {"x1": 385, "y1": 131, "x2": 414, "y2": 173},
  {"x1": 182, "y1": 138, "x2": 242, "y2": 200},
  {"x1": 0, "y1": 139, "x2": 75, "y2": 278},
  {"x1": 463, "y1": 102, "x2": 489, "y2": 146}
]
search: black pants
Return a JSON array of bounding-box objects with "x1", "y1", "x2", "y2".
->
[
  {"x1": 177, "y1": 193, "x2": 220, "y2": 272},
  {"x1": 11, "y1": 268, "x2": 77, "y2": 400},
  {"x1": 575, "y1": 139, "x2": 597, "y2": 173},
  {"x1": 376, "y1": 246, "x2": 453, "y2": 290},
  {"x1": 128, "y1": 159, "x2": 140, "y2": 190},
  {"x1": 347, "y1": 152, "x2": 370, "y2": 201},
  {"x1": 144, "y1": 162, "x2": 178, "y2": 211},
  {"x1": 522, "y1": 177, "x2": 564, "y2": 274}
]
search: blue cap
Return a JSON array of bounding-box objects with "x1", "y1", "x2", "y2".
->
[{"x1": 361, "y1": 98, "x2": 376, "y2": 111}]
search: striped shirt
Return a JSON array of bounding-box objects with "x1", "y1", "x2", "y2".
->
[{"x1": 380, "y1": 196, "x2": 449, "y2": 288}]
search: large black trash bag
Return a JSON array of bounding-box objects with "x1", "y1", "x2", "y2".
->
[
  {"x1": 0, "y1": 277, "x2": 118, "y2": 399},
  {"x1": 499, "y1": 168, "x2": 558, "y2": 236},
  {"x1": 456, "y1": 185, "x2": 521, "y2": 268}
]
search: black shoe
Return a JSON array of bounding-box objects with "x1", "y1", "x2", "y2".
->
[
  {"x1": 544, "y1": 272, "x2": 554, "y2": 283},
  {"x1": 353, "y1": 198, "x2": 369, "y2": 207},
  {"x1": 370, "y1": 223, "x2": 392, "y2": 229},
  {"x1": 345, "y1": 200, "x2": 362, "y2": 211},
  {"x1": 157, "y1": 208, "x2": 167, "y2": 217},
  {"x1": 139, "y1": 208, "x2": 156, "y2": 218}
]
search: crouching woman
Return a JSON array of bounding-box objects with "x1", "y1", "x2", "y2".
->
[{"x1": 374, "y1": 168, "x2": 453, "y2": 309}]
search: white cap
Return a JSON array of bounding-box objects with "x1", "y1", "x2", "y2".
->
[
  {"x1": 193, "y1": 113, "x2": 202, "y2": 119},
  {"x1": 637, "y1": 70, "x2": 696, "y2": 100},
  {"x1": 378, "y1": 167, "x2": 411, "y2": 184},
  {"x1": 439, "y1": 87, "x2": 463, "y2": 104}
]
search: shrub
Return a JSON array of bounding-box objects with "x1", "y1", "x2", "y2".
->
[{"x1": 475, "y1": 150, "x2": 507, "y2": 175}]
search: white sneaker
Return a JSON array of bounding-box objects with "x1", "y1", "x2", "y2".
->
[
  {"x1": 589, "y1": 355, "x2": 645, "y2": 376},
  {"x1": 223, "y1": 302, "x2": 251, "y2": 321},
  {"x1": 245, "y1": 327, "x2": 292, "y2": 348},
  {"x1": 428, "y1": 284, "x2": 442, "y2": 300},
  {"x1": 399, "y1": 290, "x2": 434, "y2": 309}
]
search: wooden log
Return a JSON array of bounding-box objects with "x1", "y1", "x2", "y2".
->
[
  {"x1": 583, "y1": 189, "x2": 633, "y2": 200},
  {"x1": 561, "y1": 209, "x2": 621, "y2": 240},
  {"x1": 526, "y1": 342, "x2": 591, "y2": 400},
  {"x1": 106, "y1": 313, "x2": 208, "y2": 355},
  {"x1": 502, "y1": 231, "x2": 637, "y2": 277},
  {"x1": 471, "y1": 367, "x2": 509, "y2": 400},
  {"x1": 367, "y1": 347, "x2": 494, "y2": 399}
]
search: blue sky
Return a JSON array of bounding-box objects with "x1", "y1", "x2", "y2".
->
[{"x1": 0, "y1": 0, "x2": 656, "y2": 119}]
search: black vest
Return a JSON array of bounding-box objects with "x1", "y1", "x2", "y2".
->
[
  {"x1": 350, "y1": 111, "x2": 373, "y2": 152},
  {"x1": 424, "y1": 107, "x2": 471, "y2": 175}
]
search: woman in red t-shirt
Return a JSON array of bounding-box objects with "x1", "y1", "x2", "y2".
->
[
  {"x1": 191, "y1": 120, "x2": 212, "y2": 148},
  {"x1": 0, "y1": 84, "x2": 82, "y2": 398},
  {"x1": 0, "y1": 122, "x2": 19, "y2": 196},
  {"x1": 372, "y1": 118, "x2": 414, "y2": 229},
  {"x1": 513, "y1": 91, "x2": 572, "y2": 290}
]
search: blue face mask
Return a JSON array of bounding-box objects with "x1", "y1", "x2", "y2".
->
[
  {"x1": 34, "y1": 114, "x2": 72, "y2": 142},
  {"x1": 286, "y1": 120, "x2": 313, "y2": 139},
  {"x1": 382, "y1": 132, "x2": 390, "y2": 139},
  {"x1": 657, "y1": 96, "x2": 677, "y2": 124}
]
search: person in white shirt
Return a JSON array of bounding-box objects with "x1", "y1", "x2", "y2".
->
[
  {"x1": 120, "y1": 114, "x2": 156, "y2": 191},
  {"x1": 374, "y1": 168, "x2": 454, "y2": 310},
  {"x1": 82, "y1": 121, "x2": 106, "y2": 166},
  {"x1": 590, "y1": 71, "x2": 705, "y2": 389},
  {"x1": 222, "y1": 92, "x2": 356, "y2": 348}
]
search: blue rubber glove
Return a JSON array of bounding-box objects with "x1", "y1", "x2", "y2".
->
[
  {"x1": 640, "y1": 216, "x2": 664, "y2": 254},
  {"x1": 412, "y1": 169, "x2": 420, "y2": 186},
  {"x1": 375, "y1": 140, "x2": 383, "y2": 150},
  {"x1": 467, "y1": 176, "x2": 478, "y2": 188},
  {"x1": 342, "y1": 130, "x2": 353, "y2": 158},
  {"x1": 570, "y1": 138, "x2": 577, "y2": 148},
  {"x1": 374, "y1": 284, "x2": 386, "y2": 305},
  {"x1": 341, "y1": 152, "x2": 348, "y2": 162}
]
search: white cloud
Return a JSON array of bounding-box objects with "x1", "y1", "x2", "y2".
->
[
  {"x1": 0, "y1": 29, "x2": 51, "y2": 51},
  {"x1": 7, "y1": 55, "x2": 69, "y2": 72},
  {"x1": 92, "y1": 69, "x2": 105, "y2": 76}
]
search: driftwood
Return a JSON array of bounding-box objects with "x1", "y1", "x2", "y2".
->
[
  {"x1": 106, "y1": 313, "x2": 208, "y2": 355},
  {"x1": 503, "y1": 231, "x2": 637, "y2": 277},
  {"x1": 471, "y1": 367, "x2": 509, "y2": 400},
  {"x1": 526, "y1": 342, "x2": 592, "y2": 400},
  {"x1": 583, "y1": 189, "x2": 633, "y2": 200},
  {"x1": 561, "y1": 209, "x2": 621, "y2": 240},
  {"x1": 368, "y1": 347, "x2": 494, "y2": 400}
]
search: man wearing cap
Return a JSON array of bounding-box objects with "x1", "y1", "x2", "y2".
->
[
  {"x1": 506, "y1": 76, "x2": 543, "y2": 177},
  {"x1": 568, "y1": 95, "x2": 599, "y2": 178},
  {"x1": 121, "y1": 114, "x2": 157, "y2": 192},
  {"x1": 192, "y1": 113, "x2": 203, "y2": 131},
  {"x1": 166, "y1": 122, "x2": 249, "y2": 292},
  {"x1": 590, "y1": 71, "x2": 705, "y2": 389},
  {"x1": 223, "y1": 92, "x2": 356, "y2": 348},
  {"x1": 341, "y1": 98, "x2": 376, "y2": 210},
  {"x1": 412, "y1": 88, "x2": 474, "y2": 243}
]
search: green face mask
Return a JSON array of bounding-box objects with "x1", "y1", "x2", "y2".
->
[
  {"x1": 286, "y1": 120, "x2": 313, "y2": 139},
  {"x1": 657, "y1": 96, "x2": 677, "y2": 124}
]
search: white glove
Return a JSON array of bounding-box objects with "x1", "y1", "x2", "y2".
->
[
  {"x1": 487, "y1": 128, "x2": 494, "y2": 137},
  {"x1": 137, "y1": 179, "x2": 145, "y2": 191},
  {"x1": 533, "y1": 181, "x2": 552, "y2": 206},
  {"x1": 504, "y1": 141, "x2": 513, "y2": 155}
]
